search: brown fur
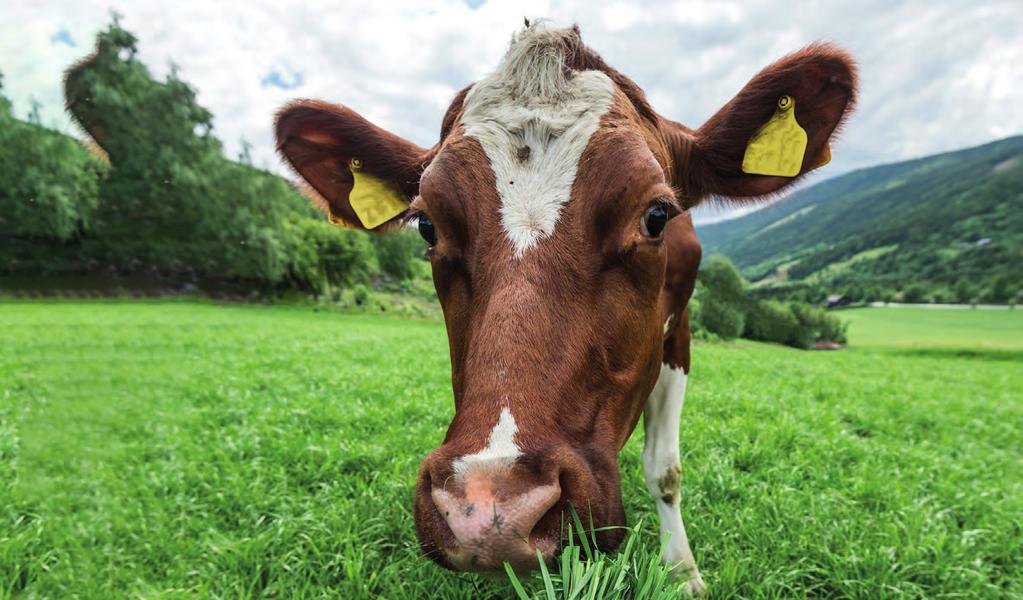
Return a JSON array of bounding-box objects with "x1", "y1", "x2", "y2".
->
[{"x1": 274, "y1": 25, "x2": 856, "y2": 571}]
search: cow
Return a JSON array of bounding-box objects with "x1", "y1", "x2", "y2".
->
[{"x1": 275, "y1": 22, "x2": 855, "y2": 595}]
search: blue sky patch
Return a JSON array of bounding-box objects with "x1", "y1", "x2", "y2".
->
[
  {"x1": 261, "y1": 68, "x2": 304, "y2": 90},
  {"x1": 50, "y1": 28, "x2": 76, "y2": 47}
]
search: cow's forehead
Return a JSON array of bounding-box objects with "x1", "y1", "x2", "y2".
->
[{"x1": 450, "y1": 26, "x2": 618, "y2": 257}]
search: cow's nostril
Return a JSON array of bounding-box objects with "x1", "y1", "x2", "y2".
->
[{"x1": 430, "y1": 479, "x2": 562, "y2": 572}]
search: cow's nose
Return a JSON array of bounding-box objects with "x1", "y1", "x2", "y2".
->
[{"x1": 430, "y1": 470, "x2": 561, "y2": 572}]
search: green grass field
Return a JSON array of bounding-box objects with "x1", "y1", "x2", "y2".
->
[
  {"x1": 2, "y1": 301, "x2": 1021, "y2": 598},
  {"x1": 841, "y1": 307, "x2": 1023, "y2": 350}
]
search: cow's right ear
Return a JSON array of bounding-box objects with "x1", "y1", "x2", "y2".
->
[{"x1": 275, "y1": 100, "x2": 432, "y2": 230}]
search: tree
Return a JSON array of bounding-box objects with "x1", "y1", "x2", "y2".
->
[
  {"x1": 0, "y1": 72, "x2": 106, "y2": 271},
  {"x1": 954, "y1": 279, "x2": 975, "y2": 304},
  {"x1": 59, "y1": 19, "x2": 377, "y2": 290},
  {"x1": 902, "y1": 283, "x2": 928, "y2": 303},
  {"x1": 986, "y1": 275, "x2": 1014, "y2": 303}
]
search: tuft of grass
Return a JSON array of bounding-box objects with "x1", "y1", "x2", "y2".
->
[{"x1": 504, "y1": 515, "x2": 686, "y2": 600}]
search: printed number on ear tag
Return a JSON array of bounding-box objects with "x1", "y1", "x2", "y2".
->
[
  {"x1": 348, "y1": 159, "x2": 408, "y2": 229},
  {"x1": 741, "y1": 95, "x2": 807, "y2": 177}
]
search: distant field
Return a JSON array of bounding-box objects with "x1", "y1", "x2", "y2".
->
[
  {"x1": 841, "y1": 306, "x2": 1023, "y2": 349},
  {"x1": 1, "y1": 301, "x2": 1021, "y2": 598}
]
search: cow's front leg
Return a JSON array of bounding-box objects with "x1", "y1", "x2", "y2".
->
[{"x1": 643, "y1": 362, "x2": 705, "y2": 596}]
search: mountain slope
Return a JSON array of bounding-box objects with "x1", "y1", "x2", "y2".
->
[{"x1": 697, "y1": 136, "x2": 1023, "y2": 302}]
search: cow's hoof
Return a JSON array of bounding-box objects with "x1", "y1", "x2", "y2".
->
[{"x1": 683, "y1": 574, "x2": 706, "y2": 597}]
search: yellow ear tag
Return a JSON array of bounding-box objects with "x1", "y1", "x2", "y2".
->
[
  {"x1": 741, "y1": 95, "x2": 807, "y2": 177},
  {"x1": 348, "y1": 159, "x2": 408, "y2": 229}
]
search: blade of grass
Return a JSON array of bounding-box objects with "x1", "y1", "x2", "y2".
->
[
  {"x1": 536, "y1": 548, "x2": 556, "y2": 600},
  {"x1": 568, "y1": 504, "x2": 592, "y2": 562},
  {"x1": 504, "y1": 562, "x2": 532, "y2": 600}
]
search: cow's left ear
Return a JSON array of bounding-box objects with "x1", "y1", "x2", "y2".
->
[
  {"x1": 275, "y1": 100, "x2": 433, "y2": 230},
  {"x1": 668, "y1": 43, "x2": 856, "y2": 206}
]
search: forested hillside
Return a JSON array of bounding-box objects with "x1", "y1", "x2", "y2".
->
[
  {"x1": 698, "y1": 136, "x2": 1023, "y2": 304},
  {"x1": 0, "y1": 21, "x2": 428, "y2": 296}
]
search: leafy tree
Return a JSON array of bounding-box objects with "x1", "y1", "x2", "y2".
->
[
  {"x1": 988, "y1": 275, "x2": 1013, "y2": 303},
  {"x1": 954, "y1": 280, "x2": 975, "y2": 304},
  {"x1": 697, "y1": 255, "x2": 847, "y2": 347},
  {"x1": 902, "y1": 284, "x2": 928, "y2": 303},
  {"x1": 0, "y1": 71, "x2": 107, "y2": 272},
  {"x1": 372, "y1": 228, "x2": 427, "y2": 282},
  {"x1": 696, "y1": 255, "x2": 748, "y2": 339},
  {"x1": 60, "y1": 20, "x2": 383, "y2": 291}
]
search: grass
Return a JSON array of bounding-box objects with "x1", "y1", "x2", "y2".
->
[
  {"x1": 1, "y1": 300, "x2": 1021, "y2": 598},
  {"x1": 841, "y1": 306, "x2": 1023, "y2": 349}
]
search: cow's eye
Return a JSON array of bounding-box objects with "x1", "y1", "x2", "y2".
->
[
  {"x1": 417, "y1": 215, "x2": 436, "y2": 246},
  {"x1": 641, "y1": 203, "x2": 669, "y2": 239}
]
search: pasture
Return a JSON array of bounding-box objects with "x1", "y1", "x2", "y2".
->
[
  {"x1": 841, "y1": 306, "x2": 1023, "y2": 350},
  {"x1": 1, "y1": 300, "x2": 1021, "y2": 598}
]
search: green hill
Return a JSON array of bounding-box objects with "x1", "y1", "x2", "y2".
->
[{"x1": 697, "y1": 136, "x2": 1023, "y2": 304}]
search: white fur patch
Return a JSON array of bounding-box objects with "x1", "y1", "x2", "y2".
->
[
  {"x1": 460, "y1": 25, "x2": 615, "y2": 256},
  {"x1": 452, "y1": 407, "x2": 522, "y2": 479},
  {"x1": 643, "y1": 363, "x2": 704, "y2": 590}
]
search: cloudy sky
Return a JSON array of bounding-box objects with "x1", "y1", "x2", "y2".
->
[{"x1": 2, "y1": 0, "x2": 1021, "y2": 223}]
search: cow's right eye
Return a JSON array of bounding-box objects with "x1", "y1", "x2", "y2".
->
[
  {"x1": 417, "y1": 216, "x2": 436, "y2": 246},
  {"x1": 641, "y1": 203, "x2": 669, "y2": 239}
]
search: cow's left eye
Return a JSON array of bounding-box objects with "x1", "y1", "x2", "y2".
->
[
  {"x1": 641, "y1": 203, "x2": 669, "y2": 239},
  {"x1": 417, "y1": 215, "x2": 436, "y2": 246}
]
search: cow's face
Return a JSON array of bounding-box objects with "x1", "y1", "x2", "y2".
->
[{"x1": 276, "y1": 24, "x2": 855, "y2": 573}]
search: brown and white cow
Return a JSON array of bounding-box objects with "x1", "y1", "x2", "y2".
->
[{"x1": 276, "y1": 23, "x2": 854, "y2": 594}]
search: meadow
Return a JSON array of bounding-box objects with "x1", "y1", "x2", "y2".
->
[
  {"x1": 841, "y1": 306, "x2": 1023, "y2": 349},
  {"x1": 1, "y1": 301, "x2": 1021, "y2": 598}
]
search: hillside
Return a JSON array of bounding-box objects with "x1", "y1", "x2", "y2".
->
[{"x1": 697, "y1": 136, "x2": 1023, "y2": 303}]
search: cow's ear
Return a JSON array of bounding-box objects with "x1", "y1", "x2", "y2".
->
[
  {"x1": 667, "y1": 43, "x2": 856, "y2": 206},
  {"x1": 275, "y1": 100, "x2": 432, "y2": 230}
]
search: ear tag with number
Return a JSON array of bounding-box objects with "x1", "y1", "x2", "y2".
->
[
  {"x1": 348, "y1": 159, "x2": 408, "y2": 229},
  {"x1": 741, "y1": 95, "x2": 807, "y2": 177}
]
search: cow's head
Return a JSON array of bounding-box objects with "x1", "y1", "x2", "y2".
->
[{"x1": 276, "y1": 23, "x2": 854, "y2": 573}]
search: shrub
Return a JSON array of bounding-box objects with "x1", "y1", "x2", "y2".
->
[
  {"x1": 695, "y1": 255, "x2": 849, "y2": 348},
  {"x1": 744, "y1": 300, "x2": 807, "y2": 348},
  {"x1": 284, "y1": 218, "x2": 377, "y2": 293},
  {"x1": 371, "y1": 227, "x2": 426, "y2": 282},
  {"x1": 352, "y1": 284, "x2": 371, "y2": 306},
  {"x1": 699, "y1": 293, "x2": 745, "y2": 339},
  {"x1": 901, "y1": 283, "x2": 928, "y2": 303},
  {"x1": 790, "y1": 302, "x2": 848, "y2": 344},
  {"x1": 0, "y1": 123, "x2": 105, "y2": 242},
  {"x1": 699, "y1": 255, "x2": 746, "y2": 303}
]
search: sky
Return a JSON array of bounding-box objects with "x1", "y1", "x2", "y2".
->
[{"x1": 2, "y1": 0, "x2": 1021, "y2": 223}]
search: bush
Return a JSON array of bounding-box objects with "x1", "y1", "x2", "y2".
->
[
  {"x1": 902, "y1": 283, "x2": 928, "y2": 303},
  {"x1": 371, "y1": 227, "x2": 426, "y2": 282},
  {"x1": 790, "y1": 302, "x2": 848, "y2": 344},
  {"x1": 695, "y1": 256, "x2": 847, "y2": 348},
  {"x1": 352, "y1": 284, "x2": 371, "y2": 306},
  {"x1": 0, "y1": 74, "x2": 107, "y2": 274},
  {"x1": 699, "y1": 255, "x2": 746, "y2": 303},
  {"x1": 744, "y1": 300, "x2": 807, "y2": 348},
  {"x1": 284, "y1": 218, "x2": 378, "y2": 293},
  {"x1": 698, "y1": 294, "x2": 745, "y2": 339}
]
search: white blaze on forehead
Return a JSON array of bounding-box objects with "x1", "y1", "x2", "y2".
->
[
  {"x1": 460, "y1": 25, "x2": 616, "y2": 256},
  {"x1": 452, "y1": 407, "x2": 522, "y2": 480}
]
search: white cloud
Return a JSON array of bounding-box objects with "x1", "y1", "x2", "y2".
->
[{"x1": 1, "y1": 0, "x2": 1020, "y2": 220}]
